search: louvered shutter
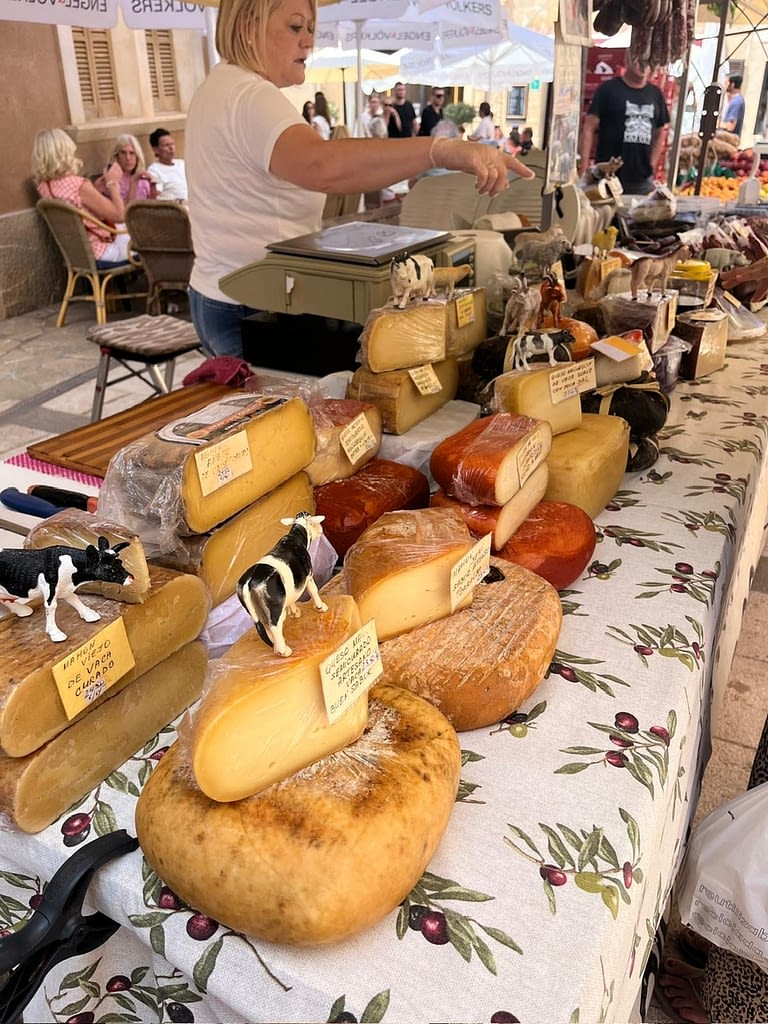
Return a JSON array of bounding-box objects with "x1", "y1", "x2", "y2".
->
[
  {"x1": 71, "y1": 28, "x2": 120, "y2": 119},
  {"x1": 145, "y1": 30, "x2": 180, "y2": 112}
]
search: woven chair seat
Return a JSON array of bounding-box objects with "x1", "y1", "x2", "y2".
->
[{"x1": 87, "y1": 315, "x2": 200, "y2": 359}]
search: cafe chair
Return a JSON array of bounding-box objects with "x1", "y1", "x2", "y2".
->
[
  {"x1": 124, "y1": 201, "x2": 194, "y2": 315},
  {"x1": 36, "y1": 198, "x2": 146, "y2": 328},
  {"x1": 86, "y1": 313, "x2": 201, "y2": 421}
]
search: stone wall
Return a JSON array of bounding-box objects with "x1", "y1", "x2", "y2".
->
[{"x1": 0, "y1": 210, "x2": 65, "y2": 321}]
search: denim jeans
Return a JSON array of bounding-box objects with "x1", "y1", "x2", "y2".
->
[{"x1": 189, "y1": 288, "x2": 260, "y2": 359}]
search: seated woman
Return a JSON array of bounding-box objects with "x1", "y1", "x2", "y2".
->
[
  {"x1": 97, "y1": 133, "x2": 155, "y2": 202},
  {"x1": 32, "y1": 127, "x2": 131, "y2": 265},
  {"x1": 469, "y1": 102, "x2": 497, "y2": 145}
]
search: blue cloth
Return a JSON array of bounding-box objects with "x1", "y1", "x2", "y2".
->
[
  {"x1": 723, "y1": 92, "x2": 745, "y2": 137},
  {"x1": 189, "y1": 287, "x2": 259, "y2": 360}
]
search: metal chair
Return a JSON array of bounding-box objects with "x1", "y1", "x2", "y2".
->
[
  {"x1": 124, "y1": 201, "x2": 194, "y2": 315},
  {"x1": 36, "y1": 198, "x2": 146, "y2": 327}
]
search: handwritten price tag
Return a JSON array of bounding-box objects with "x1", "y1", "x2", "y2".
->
[
  {"x1": 52, "y1": 618, "x2": 135, "y2": 720},
  {"x1": 320, "y1": 620, "x2": 383, "y2": 724},
  {"x1": 408, "y1": 364, "x2": 443, "y2": 395},
  {"x1": 516, "y1": 432, "x2": 547, "y2": 487},
  {"x1": 455, "y1": 292, "x2": 475, "y2": 328},
  {"x1": 549, "y1": 359, "x2": 596, "y2": 402},
  {"x1": 194, "y1": 430, "x2": 253, "y2": 497},
  {"x1": 450, "y1": 534, "x2": 492, "y2": 612},
  {"x1": 340, "y1": 412, "x2": 378, "y2": 465}
]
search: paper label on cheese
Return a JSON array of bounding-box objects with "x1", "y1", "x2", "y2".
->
[
  {"x1": 722, "y1": 290, "x2": 742, "y2": 308},
  {"x1": 455, "y1": 293, "x2": 475, "y2": 328},
  {"x1": 408, "y1": 364, "x2": 443, "y2": 395},
  {"x1": 320, "y1": 620, "x2": 383, "y2": 724},
  {"x1": 450, "y1": 533, "x2": 492, "y2": 612},
  {"x1": 517, "y1": 432, "x2": 547, "y2": 487},
  {"x1": 591, "y1": 336, "x2": 641, "y2": 362},
  {"x1": 687, "y1": 310, "x2": 726, "y2": 322},
  {"x1": 156, "y1": 394, "x2": 286, "y2": 446},
  {"x1": 194, "y1": 430, "x2": 253, "y2": 497},
  {"x1": 549, "y1": 359, "x2": 597, "y2": 402},
  {"x1": 339, "y1": 412, "x2": 378, "y2": 465},
  {"x1": 52, "y1": 618, "x2": 135, "y2": 720}
]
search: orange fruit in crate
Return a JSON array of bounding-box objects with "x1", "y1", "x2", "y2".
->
[{"x1": 553, "y1": 316, "x2": 599, "y2": 359}]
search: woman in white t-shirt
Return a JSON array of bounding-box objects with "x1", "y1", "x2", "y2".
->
[
  {"x1": 469, "y1": 103, "x2": 497, "y2": 145},
  {"x1": 186, "y1": 0, "x2": 534, "y2": 358}
]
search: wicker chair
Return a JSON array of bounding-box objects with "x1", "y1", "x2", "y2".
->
[
  {"x1": 36, "y1": 198, "x2": 146, "y2": 327},
  {"x1": 124, "y1": 201, "x2": 194, "y2": 315}
]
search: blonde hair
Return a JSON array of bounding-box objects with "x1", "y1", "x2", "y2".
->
[
  {"x1": 216, "y1": 0, "x2": 316, "y2": 76},
  {"x1": 108, "y1": 133, "x2": 147, "y2": 175},
  {"x1": 31, "y1": 128, "x2": 81, "y2": 184}
]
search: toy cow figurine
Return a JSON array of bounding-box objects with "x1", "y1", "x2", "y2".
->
[
  {"x1": 390, "y1": 252, "x2": 435, "y2": 308},
  {"x1": 236, "y1": 512, "x2": 328, "y2": 658},
  {"x1": 0, "y1": 537, "x2": 133, "y2": 643}
]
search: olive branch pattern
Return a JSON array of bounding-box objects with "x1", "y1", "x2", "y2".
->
[
  {"x1": 547, "y1": 651, "x2": 629, "y2": 697},
  {"x1": 637, "y1": 561, "x2": 720, "y2": 606},
  {"x1": 660, "y1": 508, "x2": 736, "y2": 541},
  {"x1": 684, "y1": 473, "x2": 749, "y2": 503},
  {"x1": 606, "y1": 616, "x2": 705, "y2": 671},
  {"x1": 659, "y1": 446, "x2": 721, "y2": 468},
  {"x1": 457, "y1": 749, "x2": 485, "y2": 803},
  {"x1": 489, "y1": 701, "x2": 547, "y2": 739},
  {"x1": 327, "y1": 990, "x2": 390, "y2": 1023},
  {"x1": 585, "y1": 557, "x2": 622, "y2": 582},
  {"x1": 599, "y1": 525, "x2": 683, "y2": 554}
]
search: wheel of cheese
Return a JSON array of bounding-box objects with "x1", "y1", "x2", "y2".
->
[
  {"x1": 496, "y1": 501, "x2": 597, "y2": 591},
  {"x1": 135, "y1": 682, "x2": 461, "y2": 946},
  {"x1": 554, "y1": 317, "x2": 598, "y2": 359}
]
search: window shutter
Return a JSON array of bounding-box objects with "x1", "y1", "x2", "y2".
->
[
  {"x1": 145, "y1": 30, "x2": 180, "y2": 112},
  {"x1": 71, "y1": 28, "x2": 120, "y2": 119}
]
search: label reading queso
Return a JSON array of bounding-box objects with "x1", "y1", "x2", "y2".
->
[
  {"x1": 52, "y1": 618, "x2": 135, "y2": 720},
  {"x1": 320, "y1": 620, "x2": 383, "y2": 724},
  {"x1": 450, "y1": 533, "x2": 492, "y2": 612},
  {"x1": 340, "y1": 412, "x2": 378, "y2": 465},
  {"x1": 194, "y1": 429, "x2": 253, "y2": 497},
  {"x1": 408, "y1": 364, "x2": 443, "y2": 395}
]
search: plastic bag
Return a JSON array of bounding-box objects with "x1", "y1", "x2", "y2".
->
[{"x1": 677, "y1": 781, "x2": 768, "y2": 973}]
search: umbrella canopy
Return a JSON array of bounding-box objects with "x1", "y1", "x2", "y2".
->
[
  {"x1": 305, "y1": 45, "x2": 404, "y2": 84},
  {"x1": 0, "y1": 0, "x2": 208, "y2": 28}
]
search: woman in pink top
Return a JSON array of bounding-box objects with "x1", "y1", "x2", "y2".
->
[
  {"x1": 97, "y1": 133, "x2": 156, "y2": 202},
  {"x1": 32, "y1": 128, "x2": 131, "y2": 264}
]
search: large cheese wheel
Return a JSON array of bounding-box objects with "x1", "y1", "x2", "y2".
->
[
  {"x1": 346, "y1": 358, "x2": 459, "y2": 435},
  {"x1": 544, "y1": 413, "x2": 630, "y2": 519},
  {"x1": 306, "y1": 399, "x2": 382, "y2": 486},
  {"x1": 314, "y1": 459, "x2": 430, "y2": 558},
  {"x1": 497, "y1": 501, "x2": 597, "y2": 590},
  {"x1": 136, "y1": 682, "x2": 461, "y2": 946},
  {"x1": 490, "y1": 367, "x2": 583, "y2": 436},
  {"x1": 379, "y1": 558, "x2": 562, "y2": 731},
  {"x1": 430, "y1": 413, "x2": 552, "y2": 506}
]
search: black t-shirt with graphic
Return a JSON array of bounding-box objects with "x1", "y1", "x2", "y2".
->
[{"x1": 588, "y1": 77, "x2": 670, "y2": 191}]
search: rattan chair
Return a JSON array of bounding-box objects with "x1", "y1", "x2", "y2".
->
[
  {"x1": 124, "y1": 201, "x2": 195, "y2": 315},
  {"x1": 36, "y1": 198, "x2": 146, "y2": 327}
]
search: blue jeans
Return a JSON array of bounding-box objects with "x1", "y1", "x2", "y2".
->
[{"x1": 189, "y1": 288, "x2": 260, "y2": 359}]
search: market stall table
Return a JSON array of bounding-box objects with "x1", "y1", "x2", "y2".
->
[{"x1": 1, "y1": 335, "x2": 768, "y2": 1024}]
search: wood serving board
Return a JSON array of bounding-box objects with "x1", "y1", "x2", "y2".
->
[{"x1": 26, "y1": 383, "x2": 233, "y2": 479}]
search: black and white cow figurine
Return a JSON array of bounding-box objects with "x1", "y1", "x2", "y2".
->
[
  {"x1": 236, "y1": 512, "x2": 328, "y2": 658},
  {"x1": 0, "y1": 537, "x2": 133, "y2": 643}
]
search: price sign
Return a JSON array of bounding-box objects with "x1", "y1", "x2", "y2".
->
[
  {"x1": 194, "y1": 430, "x2": 253, "y2": 496},
  {"x1": 52, "y1": 618, "x2": 135, "y2": 720},
  {"x1": 549, "y1": 359, "x2": 596, "y2": 401},
  {"x1": 408, "y1": 364, "x2": 443, "y2": 395},
  {"x1": 340, "y1": 412, "x2": 378, "y2": 465},
  {"x1": 320, "y1": 620, "x2": 383, "y2": 724},
  {"x1": 450, "y1": 534, "x2": 492, "y2": 612},
  {"x1": 455, "y1": 292, "x2": 475, "y2": 328}
]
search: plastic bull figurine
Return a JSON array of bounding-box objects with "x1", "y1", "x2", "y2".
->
[
  {"x1": 390, "y1": 252, "x2": 436, "y2": 308},
  {"x1": 236, "y1": 512, "x2": 328, "y2": 657}
]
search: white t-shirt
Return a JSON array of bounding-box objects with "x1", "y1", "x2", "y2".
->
[
  {"x1": 312, "y1": 114, "x2": 331, "y2": 140},
  {"x1": 186, "y1": 63, "x2": 324, "y2": 303},
  {"x1": 147, "y1": 159, "x2": 188, "y2": 202},
  {"x1": 470, "y1": 116, "x2": 496, "y2": 143}
]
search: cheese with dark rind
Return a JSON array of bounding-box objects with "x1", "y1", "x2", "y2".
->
[
  {"x1": 0, "y1": 641, "x2": 208, "y2": 833},
  {"x1": 306, "y1": 399, "x2": 383, "y2": 486},
  {"x1": 430, "y1": 413, "x2": 552, "y2": 506},
  {"x1": 0, "y1": 565, "x2": 210, "y2": 757},
  {"x1": 314, "y1": 459, "x2": 431, "y2": 558},
  {"x1": 497, "y1": 500, "x2": 597, "y2": 590},
  {"x1": 544, "y1": 413, "x2": 630, "y2": 518},
  {"x1": 135, "y1": 681, "x2": 460, "y2": 945},
  {"x1": 379, "y1": 558, "x2": 562, "y2": 731},
  {"x1": 346, "y1": 358, "x2": 459, "y2": 435}
]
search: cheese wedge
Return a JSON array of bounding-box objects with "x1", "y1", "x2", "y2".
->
[
  {"x1": 490, "y1": 367, "x2": 583, "y2": 436},
  {"x1": 346, "y1": 357, "x2": 458, "y2": 435},
  {"x1": 544, "y1": 413, "x2": 630, "y2": 518},
  {"x1": 359, "y1": 303, "x2": 447, "y2": 372},
  {"x1": 305, "y1": 399, "x2": 382, "y2": 486},
  {"x1": 191, "y1": 596, "x2": 367, "y2": 802}
]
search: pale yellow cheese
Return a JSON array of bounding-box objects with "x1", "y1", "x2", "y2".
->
[
  {"x1": 24, "y1": 509, "x2": 150, "y2": 603},
  {"x1": 0, "y1": 566, "x2": 210, "y2": 757},
  {"x1": 342, "y1": 507, "x2": 474, "y2": 641},
  {"x1": 305, "y1": 400, "x2": 383, "y2": 486},
  {"x1": 359, "y1": 303, "x2": 447, "y2": 372},
  {"x1": 0, "y1": 641, "x2": 208, "y2": 834},
  {"x1": 491, "y1": 366, "x2": 583, "y2": 436},
  {"x1": 592, "y1": 350, "x2": 647, "y2": 387},
  {"x1": 346, "y1": 358, "x2": 459, "y2": 435},
  {"x1": 191, "y1": 596, "x2": 367, "y2": 802},
  {"x1": 153, "y1": 472, "x2": 315, "y2": 606},
  {"x1": 544, "y1": 413, "x2": 630, "y2": 518}
]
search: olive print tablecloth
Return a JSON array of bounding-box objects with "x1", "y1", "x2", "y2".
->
[{"x1": 3, "y1": 335, "x2": 768, "y2": 1024}]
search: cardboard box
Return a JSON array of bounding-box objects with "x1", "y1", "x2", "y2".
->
[{"x1": 675, "y1": 310, "x2": 728, "y2": 379}]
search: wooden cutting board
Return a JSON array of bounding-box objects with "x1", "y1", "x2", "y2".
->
[{"x1": 26, "y1": 384, "x2": 233, "y2": 478}]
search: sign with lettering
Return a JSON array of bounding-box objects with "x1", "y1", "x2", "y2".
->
[
  {"x1": 320, "y1": 620, "x2": 383, "y2": 724},
  {"x1": 122, "y1": 0, "x2": 206, "y2": 29},
  {"x1": 0, "y1": 0, "x2": 118, "y2": 28},
  {"x1": 548, "y1": 358, "x2": 596, "y2": 402},
  {"x1": 450, "y1": 533, "x2": 492, "y2": 612},
  {"x1": 52, "y1": 618, "x2": 135, "y2": 720},
  {"x1": 340, "y1": 412, "x2": 379, "y2": 465},
  {"x1": 194, "y1": 430, "x2": 253, "y2": 497},
  {"x1": 408, "y1": 363, "x2": 443, "y2": 395},
  {"x1": 455, "y1": 292, "x2": 475, "y2": 328}
]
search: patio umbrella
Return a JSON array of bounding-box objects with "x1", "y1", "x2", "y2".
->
[
  {"x1": 0, "y1": 0, "x2": 209, "y2": 28},
  {"x1": 305, "y1": 46, "x2": 405, "y2": 123}
]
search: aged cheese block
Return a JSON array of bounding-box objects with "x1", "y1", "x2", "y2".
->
[
  {"x1": 136, "y1": 681, "x2": 460, "y2": 945},
  {"x1": 99, "y1": 393, "x2": 315, "y2": 535},
  {"x1": 0, "y1": 641, "x2": 208, "y2": 834},
  {"x1": 0, "y1": 565, "x2": 210, "y2": 757},
  {"x1": 544, "y1": 413, "x2": 630, "y2": 519},
  {"x1": 592, "y1": 349, "x2": 648, "y2": 387},
  {"x1": 430, "y1": 413, "x2": 552, "y2": 506},
  {"x1": 305, "y1": 399, "x2": 382, "y2": 486},
  {"x1": 379, "y1": 558, "x2": 561, "y2": 731},
  {"x1": 359, "y1": 303, "x2": 447, "y2": 372},
  {"x1": 346, "y1": 357, "x2": 459, "y2": 435},
  {"x1": 430, "y1": 462, "x2": 549, "y2": 550},
  {"x1": 497, "y1": 500, "x2": 597, "y2": 590},
  {"x1": 153, "y1": 472, "x2": 314, "y2": 606},
  {"x1": 314, "y1": 459, "x2": 431, "y2": 559},
  {"x1": 342, "y1": 507, "x2": 474, "y2": 641},
  {"x1": 490, "y1": 367, "x2": 583, "y2": 436},
  {"x1": 191, "y1": 596, "x2": 368, "y2": 802},
  {"x1": 24, "y1": 509, "x2": 150, "y2": 604}
]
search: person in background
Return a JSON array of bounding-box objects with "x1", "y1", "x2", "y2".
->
[
  {"x1": 579, "y1": 51, "x2": 670, "y2": 194},
  {"x1": 184, "y1": 0, "x2": 533, "y2": 358},
  {"x1": 719, "y1": 74, "x2": 745, "y2": 138},
  {"x1": 302, "y1": 100, "x2": 325, "y2": 137},
  {"x1": 97, "y1": 133, "x2": 155, "y2": 202},
  {"x1": 503, "y1": 126, "x2": 522, "y2": 154},
  {"x1": 418, "y1": 87, "x2": 446, "y2": 137},
  {"x1": 468, "y1": 101, "x2": 496, "y2": 144},
  {"x1": 387, "y1": 82, "x2": 417, "y2": 138},
  {"x1": 147, "y1": 128, "x2": 188, "y2": 202},
  {"x1": 312, "y1": 92, "x2": 333, "y2": 139},
  {"x1": 520, "y1": 126, "x2": 534, "y2": 153},
  {"x1": 361, "y1": 94, "x2": 383, "y2": 137},
  {"x1": 32, "y1": 127, "x2": 131, "y2": 264}
]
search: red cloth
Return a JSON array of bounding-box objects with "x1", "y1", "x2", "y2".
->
[{"x1": 183, "y1": 357, "x2": 253, "y2": 388}]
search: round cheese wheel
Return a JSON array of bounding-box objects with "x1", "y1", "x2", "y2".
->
[
  {"x1": 496, "y1": 500, "x2": 596, "y2": 590},
  {"x1": 135, "y1": 682, "x2": 461, "y2": 946},
  {"x1": 553, "y1": 317, "x2": 598, "y2": 359}
]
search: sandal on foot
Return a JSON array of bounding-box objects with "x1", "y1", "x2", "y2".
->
[{"x1": 655, "y1": 957, "x2": 709, "y2": 1024}]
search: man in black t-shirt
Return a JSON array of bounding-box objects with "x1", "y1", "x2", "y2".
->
[
  {"x1": 418, "y1": 87, "x2": 446, "y2": 136},
  {"x1": 579, "y1": 54, "x2": 670, "y2": 194},
  {"x1": 386, "y1": 82, "x2": 417, "y2": 138}
]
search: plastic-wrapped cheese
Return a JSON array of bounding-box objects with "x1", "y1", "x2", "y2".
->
[
  {"x1": 314, "y1": 459, "x2": 431, "y2": 558},
  {"x1": 0, "y1": 640, "x2": 208, "y2": 833},
  {"x1": 359, "y1": 303, "x2": 447, "y2": 372},
  {"x1": 430, "y1": 462, "x2": 549, "y2": 550},
  {"x1": 544, "y1": 413, "x2": 630, "y2": 519},
  {"x1": 346, "y1": 358, "x2": 458, "y2": 435},
  {"x1": 379, "y1": 558, "x2": 561, "y2": 731},
  {"x1": 490, "y1": 367, "x2": 583, "y2": 436},
  {"x1": 136, "y1": 682, "x2": 460, "y2": 945},
  {"x1": 497, "y1": 500, "x2": 597, "y2": 590},
  {"x1": 430, "y1": 413, "x2": 552, "y2": 506},
  {"x1": 305, "y1": 399, "x2": 382, "y2": 486},
  {"x1": 342, "y1": 507, "x2": 475, "y2": 641},
  {"x1": 0, "y1": 565, "x2": 210, "y2": 757},
  {"x1": 190, "y1": 596, "x2": 368, "y2": 802}
]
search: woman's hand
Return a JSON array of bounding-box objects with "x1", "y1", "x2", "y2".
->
[
  {"x1": 430, "y1": 137, "x2": 536, "y2": 196},
  {"x1": 104, "y1": 162, "x2": 123, "y2": 187}
]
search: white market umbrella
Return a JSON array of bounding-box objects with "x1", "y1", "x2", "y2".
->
[{"x1": 306, "y1": 46, "x2": 404, "y2": 84}]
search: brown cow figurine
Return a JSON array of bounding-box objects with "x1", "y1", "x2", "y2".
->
[{"x1": 537, "y1": 273, "x2": 566, "y2": 328}]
